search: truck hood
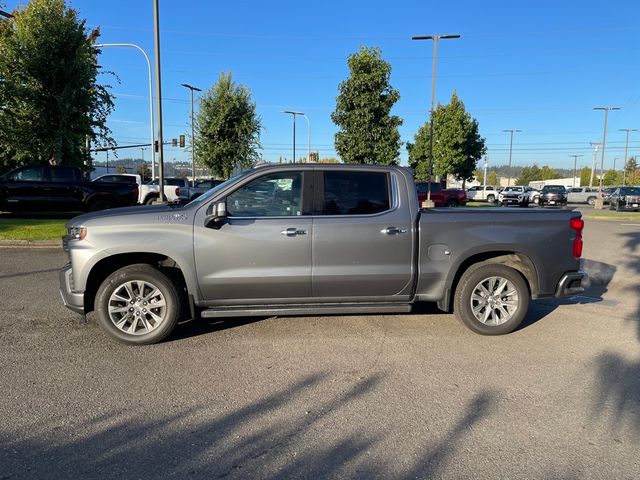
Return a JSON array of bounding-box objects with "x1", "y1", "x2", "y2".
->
[{"x1": 66, "y1": 204, "x2": 189, "y2": 228}]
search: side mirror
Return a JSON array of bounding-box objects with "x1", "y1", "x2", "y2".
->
[{"x1": 205, "y1": 201, "x2": 227, "y2": 229}]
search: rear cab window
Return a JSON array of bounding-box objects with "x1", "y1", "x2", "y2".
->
[{"x1": 320, "y1": 171, "x2": 391, "y2": 215}]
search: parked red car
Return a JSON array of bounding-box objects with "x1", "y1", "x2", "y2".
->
[{"x1": 416, "y1": 182, "x2": 467, "y2": 207}]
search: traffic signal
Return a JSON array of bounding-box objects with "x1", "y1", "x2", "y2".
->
[{"x1": 179, "y1": 135, "x2": 186, "y2": 148}]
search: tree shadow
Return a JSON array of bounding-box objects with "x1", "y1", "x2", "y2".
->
[
  {"x1": 0, "y1": 267, "x2": 59, "y2": 280},
  {"x1": 0, "y1": 369, "x2": 498, "y2": 479},
  {"x1": 590, "y1": 231, "x2": 640, "y2": 438}
]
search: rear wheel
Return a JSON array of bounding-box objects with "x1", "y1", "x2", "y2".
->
[
  {"x1": 95, "y1": 264, "x2": 182, "y2": 345},
  {"x1": 145, "y1": 195, "x2": 159, "y2": 205},
  {"x1": 454, "y1": 263, "x2": 529, "y2": 335},
  {"x1": 486, "y1": 194, "x2": 495, "y2": 203},
  {"x1": 445, "y1": 199, "x2": 459, "y2": 207},
  {"x1": 587, "y1": 196, "x2": 596, "y2": 206}
]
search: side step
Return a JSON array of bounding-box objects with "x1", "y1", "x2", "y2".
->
[{"x1": 200, "y1": 303, "x2": 412, "y2": 319}]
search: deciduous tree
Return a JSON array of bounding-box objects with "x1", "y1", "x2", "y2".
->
[
  {"x1": 194, "y1": 72, "x2": 261, "y2": 179},
  {"x1": 407, "y1": 92, "x2": 486, "y2": 185},
  {"x1": 332, "y1": 46, "x2": 402, "y2": 165},
  {"x1": 0, "y1": 0, "x2": 114, "y2": 171}
]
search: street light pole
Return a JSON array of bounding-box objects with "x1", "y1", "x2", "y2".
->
[
  {"x1": 589, "y1": 142, "x2": 600, "y2": 188},
  {"x1": 503, "y1": 129, "x2": 522, "y2": 186},
  {"x1": 181, "y1": 83, "x2": 202, "y2": 187},
  {"x1": 283, "y1": 111, "x2": 305, "y2": 164},
  {"x1": 594, "y1": 106, "x2": 620, "y2": 190},
  {"x1": 153, "y1": 0, "x2": 166, "y2": 202},
  {"x1": 301, "y1": 114, "x2": 311, "y2": 161},
  {"x1": 569, "y1": 154, "x2": 583, "y2": 187},
  {"x1": 619, "y1": 128, "x2": 637, "y2": 186},
  {"x1": 483, "y1": 156, "x2": 488, "y2": 193},
  {"x1": 412, "y1": 34, "x2": 461, "y2": 205},
  {"x1": 95, "y1": 43, "x2": 156, "y2": 180}
]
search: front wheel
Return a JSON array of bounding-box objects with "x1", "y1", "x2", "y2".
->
[
  {"x1": 445, "y1": 199, "x2": 459, "y2": 207},
  {"x1": 95, "y1": 264, "x2": 182, "y2": 345},
  {"x1": 486, "y1": 195, "x2": 495, "y2": 203},
  {"x1": 454, "y1": 263, "x2": 529, "y2": 335}
]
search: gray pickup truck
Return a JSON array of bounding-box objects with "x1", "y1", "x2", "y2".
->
[{"x1": 60, "y1": 164, "x2": 586, "y2": 345}]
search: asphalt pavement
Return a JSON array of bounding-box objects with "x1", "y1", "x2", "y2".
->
[{"x1": 0, "y1": 218, "x2": 639, "y2": 479}]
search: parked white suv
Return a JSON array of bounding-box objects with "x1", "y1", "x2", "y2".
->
[{"x1": 466, "y1": 185, "x2": 497, "y2": 203}]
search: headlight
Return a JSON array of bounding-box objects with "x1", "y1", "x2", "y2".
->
[{"x1": 67, "y1": 226, "x2": 87, "y2": 240}]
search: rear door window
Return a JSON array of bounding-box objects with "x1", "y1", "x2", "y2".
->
[{"x1": 321, "y1": 171, "x2": 390, "y2": 215}]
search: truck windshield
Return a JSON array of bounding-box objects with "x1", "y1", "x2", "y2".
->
[{"x1": 186, "y1": 172, "x2": 245, "y2": 206}]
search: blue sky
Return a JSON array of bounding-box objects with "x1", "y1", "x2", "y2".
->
[{"x1": 8, "y1": 0, "x2": 640, "y2": 170}]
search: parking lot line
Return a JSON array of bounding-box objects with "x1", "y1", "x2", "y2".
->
[{"x1": 620, "y1": 223, "x2": 640, "y2": 227}]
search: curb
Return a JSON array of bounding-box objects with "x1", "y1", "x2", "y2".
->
[{"x1": 0, "y1": 239, "x2": 62, "y2": 248}]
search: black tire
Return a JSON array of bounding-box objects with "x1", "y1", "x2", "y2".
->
[
  {"x1": 89, "y1": 200, "x2": 115, "y2": 212},
  {"x1": 609, "y1": 202, "x2": 615, "y2": 210},
  {"x1": 486, "y1": 194, "x2": 495, "y2": 203},
  {"x1": 445, "y1": 199, "x2": 459, "y2": 207},
  {"x1": 587, "y1": 197, "x2": 596, "y2": 206},
  {"x1": 94, "y1": 264, "x2": 182, "y2": 345},
  {"x1": 454, "y1": 263, "x2": 529, "y2": 335},
  {"x1": 144, "y1": 195, "x2": 159, "y2": 205}
]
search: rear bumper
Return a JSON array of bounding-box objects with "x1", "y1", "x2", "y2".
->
[
  {"x1": 554, "y1": 271, "x2": 586, "y2": 297},
  {"x1": 59, "y1": 263, "x2": 85, "y2": 314}
]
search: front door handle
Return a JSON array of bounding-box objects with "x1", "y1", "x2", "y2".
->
[
  {"x1": 381, "y1": 227, "x2": 407, "y2": 235},
  {"x1": 280, "y1": 227, "x2": 307, "y2": 237}
]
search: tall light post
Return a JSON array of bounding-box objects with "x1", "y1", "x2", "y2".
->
[
  {"x1": 594, "y1": 106, "x2": 620, "y2": 190},
  {"x1": 301, "y1": 114, "x2": 311, "y2": 161},
  {"x1": 181, "y1": 83, "x2": 201, "y2": 186},
  {"x1": 411, "y1": 33, "x2": 461, "y2": 205},
  {"x1": 283, "y1": 111, "x2": 305, "y2": 163},
  {"x1": 95, "y1": 43, "x2": 156, "y2": 179},
  {"x1": 153, "y1": 0, "x2": 166, "y2": 201},
  {"x1": 589, "y1": 142, "x2": 600, "y2": 187},
  {"x1": 619, "y1": 128, "x2": 637, "y2": 186},
  {"x1": 503, "y1": 129, "x2": 521, "y2": 186},
  {"x1": 569, "y1": 154, "x2": 583, "y2": 187},
  {"x1": 483, "y1": 156, "x2": 488, "y2": 192}
]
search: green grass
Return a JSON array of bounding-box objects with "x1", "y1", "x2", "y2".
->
[
  {"x1": 583, "y1": 210, "x2": 640, "y2": 220},
  {"x1": 465, "y1": 201, "x2": 499, "y2": 208},
  {"x1": 0, "y1": 218, "x2": 66, "y2": 241}
]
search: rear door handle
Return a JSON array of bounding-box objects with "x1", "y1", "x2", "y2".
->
[
  {"x1": 381, "y1": 227, "x2": 407, "y2": 235},
  {"x1": 280, "y1": 227, "x2": 307, "y2": 237}
]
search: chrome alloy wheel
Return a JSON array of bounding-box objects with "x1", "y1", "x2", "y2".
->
[
  {"x1": 470, "y1": 276, "x2": 519, "y2": 326},
  {"x1": 108, "y1": 280, "x2": 167, "y2": 335}
]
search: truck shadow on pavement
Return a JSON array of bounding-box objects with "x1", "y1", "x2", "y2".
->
[
  {"x1": 0, "y1": 372, "x2": 499, "y2": 479},
  {"x1": 591, "y1": 231, "x2": 640, "y2": 437}
]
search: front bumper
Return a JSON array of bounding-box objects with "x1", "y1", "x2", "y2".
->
[
  {"x1": 59, "y1": 263, "x2": 85, "y2": 314},
  {"x1": 554, "y1": 271, "x2": 586, "y2": 297}
]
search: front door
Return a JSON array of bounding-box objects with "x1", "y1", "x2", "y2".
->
[{"x1": 193, "y1": 170, "x2": 313, "y2": 306}]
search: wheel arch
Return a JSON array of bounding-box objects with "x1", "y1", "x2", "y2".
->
[
  {"x1": 84, "y1": 252, "x2": 192, "y2": 314},
  {"x1": 438, "y1": 251, "x2": 538, "y2": 312}
]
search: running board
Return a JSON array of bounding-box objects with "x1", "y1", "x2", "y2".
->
[{"x1": 200, "y1": 303, "x2": 412, "y2": 319}]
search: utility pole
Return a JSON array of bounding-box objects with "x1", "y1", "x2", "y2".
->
[
  {"x1": 283, "y1": 111, "x2": 304, "y2": 164},
  {"x1": 483, "y1": 156, "x2": 488, "y2": 193},
  {"x1": 503, "y1": 129, "x2": 522, "y2": 186},
  {"x1": 594, "y1": 106, "x2": 620, "y2": 190},
  {"x1": 589, "y1": 142, "x2": 600, "y2": 188},
  {"x1": 153, "y1": 0, "x2": 166, "y2": 201},
  {"x1": 181, "y1": 83, "x2": 202, "y2": 187},
  {"x1": 411, "y1": 33, "x2": 461, "y2": 206},
  {"x1": 569, "y1": 154, "x2": 583, "y2": 187},
  {"x1": 619, "y1": 128, "x2": 637, "y2": 186}
]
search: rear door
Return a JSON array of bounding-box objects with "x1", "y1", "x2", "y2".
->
[
  {"x1": 193, "y1": 169, "x2": 313, "y2": 305},
  {"x1": 311, "y1": 169, "x2": 415, "y2": 301},
  {"x1": 46, "y1": 166, "x2": 84, "y2": 211}
]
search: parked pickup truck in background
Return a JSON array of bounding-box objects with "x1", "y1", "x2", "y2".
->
[
  {"x1": 139, "y1": 177, "x2": 190, "y2": 204},
  {"x1": 176, "y1": 179, "x2": 225, "y2": 204},
  {"x1": 466, "y1": 185, "x2": 497, "y2": 203},
  {"x1": 566, "y1": 187, "x2": 600, "y2": 205},
  {"x1": 416, "y1": 182, "x2": 467, "y2": 207},
  {"x1": 0, "y1": 165, "x2": 139, "y2": 212},
  {"x1": 92, "y1": 174, "x2": 144, "y2": 204},
  {"x1": 60, "y1": 164, "x2": 586, "y2": 345}
]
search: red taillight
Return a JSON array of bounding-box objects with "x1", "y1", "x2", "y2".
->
[
  {"x1": 133, "y1": 186, "x2": 138, "y2": 199},
  {"x1": 175, "y1": 187, "x2": 180, "y2": 196},
  {"x1": 570, "y1": 217, "x2": 584, "y2": 258}
]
